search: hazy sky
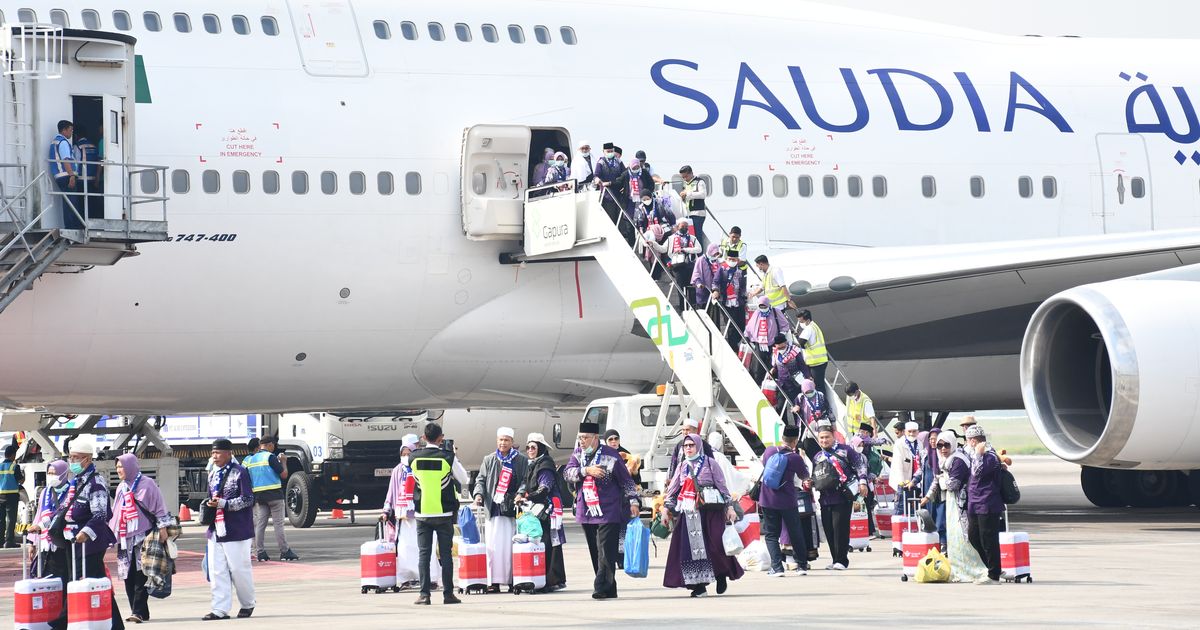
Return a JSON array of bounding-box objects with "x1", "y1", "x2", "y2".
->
[{"x1": 816, "y1": 1, "x2": 1197, "y2": 39}]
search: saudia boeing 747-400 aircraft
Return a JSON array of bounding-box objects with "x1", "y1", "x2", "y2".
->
[{"x1": 1, "y1": 0, "x2": 1199, "y2": 509}]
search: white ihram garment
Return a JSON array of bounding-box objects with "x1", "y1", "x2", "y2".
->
[
  {"x1": 485, "y1": 516, "x2": 516, "y2": 585},
  {"x1": 207, "y1": 537, "x2": 256, "y2": 617}
]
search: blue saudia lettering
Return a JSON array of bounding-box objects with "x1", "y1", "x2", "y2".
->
[{"x1": 650, "y1": 59, "x2": 1073, "y2": 134}]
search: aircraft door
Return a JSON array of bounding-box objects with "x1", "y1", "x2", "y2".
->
[
  {"x1": 101, "y1": 93, "x2": 124, "y2": 219},
  {"x1": 1096, "y1": 133, "x2": 1153, "y2": 233},
  {"x1": 461, "y1": 124, "x2": 531, "y2": 241},
  {"x1": 285, "y1": 0, "x2": 368, "y2": 77}
]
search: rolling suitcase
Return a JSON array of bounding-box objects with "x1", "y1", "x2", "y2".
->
[
  {"x1": 456, "y1": 540, "x2": 488, "y2": 594},
  {"x1": 1000, "y1": 511, "x2": 1032, "y2": 583},
  {"x1": 360, "y1": 523, "x2": 398, "y2": 594},
  {"x1": 849, "y1": 502, "x2": 871, "y2": 552},
  {"x1": 891, "y1": 495, "x2": 916, "y2": 556},
  {"x1": 512, "y1": 541, "x2": 547, "y2": 593},
  {"x1": 66, "y1": 544, "x2": 112, "y2": 630},
  {"x1": 14, "y1": 544, "x2": 63, "y2": 630},
  {"x1": 899, "y1": 498, "x2": 938, "y2": 582}
]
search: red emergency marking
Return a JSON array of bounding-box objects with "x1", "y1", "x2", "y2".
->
[{"x1": 574, "y1": 261, "x2": 583, "y2": 319}]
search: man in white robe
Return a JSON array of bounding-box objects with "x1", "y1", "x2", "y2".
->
[{"x1": 473, "y1": 427, "x2": 529, "y2": 593}]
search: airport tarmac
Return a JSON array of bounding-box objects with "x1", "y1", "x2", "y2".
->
[{"x1": 1, "y1": 456, "x2": 1197, "y2": 629}]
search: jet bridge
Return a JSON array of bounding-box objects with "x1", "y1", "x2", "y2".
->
[{"x1": 0, "y1": 24, "x2": 168, "y2": 316}]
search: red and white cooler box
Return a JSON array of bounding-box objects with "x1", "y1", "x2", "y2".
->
[
  {"x1": 14, "y1": 560, "x2": 63, "y2": 630},
  {"x1": 360, "y1": 536, "x2": 397, "y2": 591},
  {"x1": 761, "y1": 379, "x2": 778, "y2": 407},
  {"x1": 901, "y1": 532, "x2": 940, "y2": 578},
  {"x1": 874, "y1": 478, "x2": 895, "y2": 504},
  {"x1": 735, "y1": 496, "x2": 761, "y2": 547},
  {"x1": 512, "y1": 541, "x2": 546, "y2": 592},
  {"x1": 456, "y1": 541, "x2": 488, "y2": 591},
  {"x1": 1000, "y1": 532, "x2": 1031, "y2": 579},
  {"x1": 891, "y1": 514, "x2": 913, "y2": 552},
  {"x1": 875, "y1": 510, "x2": 893, "y2": 537},
  {"x1": 66, "y1": 574, "x2": 112, "y2": 630},
  {"x1": 849, "y1": 509, "x2": 870, "y2": 551}
]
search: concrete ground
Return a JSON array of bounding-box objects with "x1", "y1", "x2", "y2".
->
[{"x1": 2, "y1": 456, "x2": 1198, "y2": 629}]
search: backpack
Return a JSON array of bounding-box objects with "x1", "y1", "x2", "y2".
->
[
  {"x1": 1000, "y1": 467, "x2": 1021, "y2": 504},
  {"x1": 812, "y1": 451, "x2": 848, "y2": 493},
  {"x1": 762, "y1": 451, "x2": 790, "y2": 490}
]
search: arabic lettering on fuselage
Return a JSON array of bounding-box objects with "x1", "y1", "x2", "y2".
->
[
  {"x1": 650, "y1": 59, "x2": 1074, "y2": 134},
  {"x1": 1123, "y1": 72, "x2": 1200, "y2": 146}
]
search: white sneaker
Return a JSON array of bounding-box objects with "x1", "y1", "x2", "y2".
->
[
  {"x1": 832, "y1": 563, "x2": 847, "y2": 571},
  {"x1": 793, "y1": 567, "x2": 808, "y2": 576},
  {"x1": 824, "y1": 563, "x2": 837, "y2": 570},
  {"x1": 974, "y1": 576, "x2": 998, "y2": 585},
  {"x1": 766, "y1": 569, "x2": 786, "y2": 577}
]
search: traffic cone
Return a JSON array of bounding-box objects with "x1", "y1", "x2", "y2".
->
[
  {"x1": 331, "y1": 499, "x2": 346, "y2": 520},
  {"x1": 179, "y1": 503, "x2": 192, "y2": 522}
]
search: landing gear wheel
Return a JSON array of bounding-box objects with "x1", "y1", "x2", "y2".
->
[
  {"x1": 1114, "y1": 469, "x2": 1179, "y2": 508},
  {"x1": 1080, "y1": 466, "x2": 1124, "y2": 508},
  {"x1": 285, "y1": 471, "x2": 319, "y2": 528}
]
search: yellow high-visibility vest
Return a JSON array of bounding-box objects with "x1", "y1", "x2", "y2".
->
[
  {"x1": 803, "y1": 321, "x2": 828, "y2": 366},
  {"x1": 846, "y1": 393, "x2": 874, "y2": 428},
  {"x1": 764, "y1": 266, "x2": 788, "y2": 308}
]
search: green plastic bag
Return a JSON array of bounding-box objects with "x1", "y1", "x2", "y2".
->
[
  {"x1": 650, "y1": 512, "x2": 671, "y2": 539},
  {"x1": 516, "y1": 512, "x2": 544, "y2": 539}
]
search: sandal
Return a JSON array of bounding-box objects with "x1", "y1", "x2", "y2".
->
[
  {"x1": 126, "y1": 615, "x2": 145, "y2": 623},
  {"x1": 201, "y1": 612, "x2": 230, "y2": 621}
]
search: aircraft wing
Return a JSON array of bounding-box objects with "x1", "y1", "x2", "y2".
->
[{"x1": 772, "y1": 228, "x2": 1200, "y2": 361}]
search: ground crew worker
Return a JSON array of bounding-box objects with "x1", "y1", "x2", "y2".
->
[
  {"x1": 245, "y1": 435, "x2": 299, "y2": 562},
  {"x1": 678, "y1": 165, "x2": 708, "y2": 246},
  {"x1": 49, "y1": 119, "x2": 83, "y2": 229},
  {"x1": 74, "y1": 129, "x2": 101, "y2": 218},
  {"x1": 0, "y1": 445, "x2": 23, "y2": 547},
  {"x1": 473, "y1": 426, "x2": 528, "y2": 593},
  {"x1": 748, "y1": 255, "x2": 792, "y2": 313},
  {"x1": 844, "y1": 382, "x2": 876, "y2": 432},
  {"x1": 797, "y1": 309, "x2": 829, "y2": 391},
  {"x1": 410, "y1": 423, "x2": 469, "y2": 606}
]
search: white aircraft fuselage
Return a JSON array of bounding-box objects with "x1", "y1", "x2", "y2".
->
[{"x1": 2, "y1": 0, "x2": 1199, "y2": 415}]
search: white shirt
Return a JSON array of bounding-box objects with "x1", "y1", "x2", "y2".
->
[
  {"x1": 798, "y1": 321, "x2": 816, "y2": 346},
  {"x1": 574, "y1": 152, "x2": 595, "y2": 183}
]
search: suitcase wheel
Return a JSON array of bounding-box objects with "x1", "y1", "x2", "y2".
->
[
  {"x1": 866, "y1": 546, "x2": 872, "y2": 552},
  {"x1": 361, "y1": 586, "x2": 370, "y2": 594},
  {"x1": 900, "y1": 574, "x2": 908, "y2": 582}
]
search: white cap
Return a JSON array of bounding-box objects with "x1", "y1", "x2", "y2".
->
[
  {"x1": 677, "y1": 217, "x2": 691, "y2": 227},
  {"x1": 684, "y1": 417, "x2": 700, "y2": 429},
  {"x1": 904, "y1": 421, "x2": 919, "y2": 432},
  {"x1": 497, "y1": 426, "x2": 515, "y2": 439},
  {"x1": 527, "y1": 432, "x2": 550, "y2": 449},
  {"x1": 401, "y1": 434, "x2": 419, "y2": 450},
  {"x1": 68, "y1": 435, "x2": 96, "y2": 456}
]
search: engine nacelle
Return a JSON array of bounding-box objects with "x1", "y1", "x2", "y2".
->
[{"x1": 1021, "y1": 273, "x2": 1200, "y2": 470}]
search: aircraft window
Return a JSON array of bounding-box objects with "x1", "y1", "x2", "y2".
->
[
  {"x1": 970, "y1": 176, "x2": 985, "y2": 198},
  {"x1": 203, "y1": 14, "x2": 219, "y2": 34},
  {"x1": 377, "y1": 171, "x2": 394, "y2": 195},
  {"x1": 722, "y1": 175, "x2": 737, "y2": 197},
  {"x1": 49, "y1": 9, "x2": 68, "y2": 27},
  {"x1": 321, "y1": 171, "x2": 337, "y2": 195},
  {"x1": 772, "y1": 174, "x2": 788, "y2": 198},
  {"x1": 175, "y1": 13, "x2": 192, "y2": 33},
  {"x1": 534, "y1": 25, "x2": 551, "y2": 44},
  {"x1": 455, "y1": 23, "x2": 472, "y2": 42},
  {"x1": 699, "y1": 175, "x2": 713, "y2": 196},
  {"x1": 670, "y1": 174, "x2": 684, "y2": 193},
  {"x1": 232, "y1": 15, "x2": 250, "y2": 35},
  {"x1": 400, "y1": 21, "x2": 417, "y2": 40},
  {"x1": 0, "y1": 11, "x2": 4, "y2": 26},
  {"x1": 82, "y1": 10, "x2": 100, "y2": 29},
  {"x1": 823, "y1": 175, "x2": 838, "y2": 198},
  {"x1": 1042, "y1": 176, "x2": 1057, "y2": 199},
  {"x1": 349, "y1": 171, "x2": 366, "y2": 195},
  {"x1": 747, "y1": 175, "x2": 763, "y2": 198},
  {"x1": 847, "y1": 175, "x2": 863, "y2": 198},
  {"x1": 560, "y1": 26, "x2": 577, "y2": 45},
  {"x1": 171, "y1": 170, "x2": 189, "y2": 194},
  {"x1": 428, "y1": 22, "x2": 445, "y2": 41},
  {"x1": 405, "y1": 172, "x2": 422, "y2": 195},
  {"x1": 872, "y1": 175, "x2": 887, "y2": 198},
  {"x1": 291, "y1": 171, "x2": 308, "y2": 194},
  {"x1": 262, "y1": 170, "x2": 280, "y2": 194},
  {"x1": 1018, "y1": 175, "x2": 1033, "y2": 198},
  {"x1": 373, "y1": 20, "x2": 390, "y2": 40},
  {"x1": 261, "y1": 16, "x2": 279, "y2": 36},
  {"x1": 1131, "y1": 176, "x2": 1145, "y2": 199},
  {"x1": 232, "y1": 170, "x2": 250, "y2": 194},
  {"x1": 113, "y1": 10, "x2": 131, "y2": 31},
  {"x1": 143, "y1": 12, "x2": 161, "y2": 32},
  {"x1": 797, "y1": 175, "x2": 813, "y2": 198},
  {"x1": 140, "y1": 171, "x2": 158, "y2": 194},
  {"x1": 481, "y1": 24, "x2": 498, "y2": 43},
  {"x1": 921, "y1": 175, "x2": 937, "y2": 198},
  {"x1": 17, "y1": 9, "x2": 34, "y2": 23},
  {"x1": 508, "y1": 25, "x2": 525, "y2": 43},
  {"x1": 202, "y1": 169, "x2": 220, "y2": 194}
]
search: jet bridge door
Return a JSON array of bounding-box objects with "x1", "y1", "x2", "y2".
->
[
  {"x1": 1096, "y1": 133, "x2": 1153, "y2": 233},
  {"x1": 461, "y1": 124, "x2": 531, "y2": 241}
]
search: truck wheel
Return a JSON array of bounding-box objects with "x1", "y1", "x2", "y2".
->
[{"x1": 286, "y1": 472, "x2": 319, "y2": 528}]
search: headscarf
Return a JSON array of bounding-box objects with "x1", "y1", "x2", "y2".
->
[
  {"x1": 682, "y1": 433, "x2": 705, "y2": 463},
  {"x1": 47, "y1": 459, "x2": 69, "y2": 486}
]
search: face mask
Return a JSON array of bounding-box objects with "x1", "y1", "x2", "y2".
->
[
  {"x1": 47, "y1": 474, "x2": 60, "y2": 488},
  {"x1": 631, "y1": 168, "x2": 641, "y2": 175},
  {"x1": 758, "y1": 305, "x2": 768, "y2": 312},
  {"x1": 556, "y1": 160, "x2": 565, "y2": 167},
  {"x1": 604, "y1": 152, "x2": 614, "y2": 159},
  {"x1": 400, "y1": 455, "x2": 409, "y2": 467},
  {"x1": 583, "y1": 445, "x2": 595, "y2": 454},
  {"x1": 69, "y1": 462, "x2": 84, "y2": 475},
  {"x1": 580, "y1": 151, "x2": 590, "y2": 158},
  {"x1": 685, "y1": 451, "x2": 702, "y2": 461},
  {"x1": 642, "y1": 200, "x2": 653, "y2": 207},
  {"x1": 805, "y1": 391, "x2": 815, "y2": 398}
]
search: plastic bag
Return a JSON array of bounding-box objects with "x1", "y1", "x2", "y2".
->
[
  {"x1": 737, "y1": 540, "x2": 770, "y2": 571},
  {"x1": 623, "y1": 518, "x2": 650, "y2": 578},
  {"x1": 650, "y1": 511, "x2": 671, "y2": 539},
  {"x1": 915, "y1": 547, "x2": 952, "y2": 583},
  {"x1": 516, "y1": 512, "x2": 543, "y2": 539},
  {"x1": 722, "y1": 523, "x2": 744, "y2": 556},
  {"x1": 457, "y1": 506, "x2": 481, "y2": 544}
]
